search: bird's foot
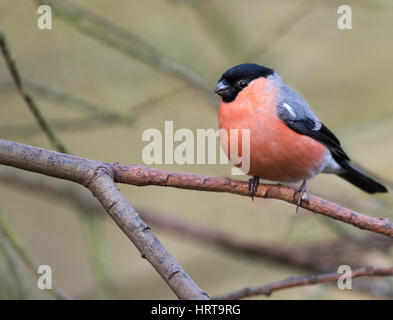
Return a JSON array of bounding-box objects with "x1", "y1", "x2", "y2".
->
[
  {"x1": 293, "y1": 180, "x2": 309, "y2": 213},
  {"x1": 248, "y1": 176, "x2": 260, "y2": 201}
]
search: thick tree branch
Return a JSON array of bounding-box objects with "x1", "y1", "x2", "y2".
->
[
  {"x1": 0, "y1": 139, "x2": 207, "y2": 299},
  {"x1": 0, "y1": 139, "x2": 392, "y2": 240},
  {"x1": 213, "y1": 266, "x2": 393, "y2": 300},
  {"x1": 87, "y1": 170, "x2": 208, "y2": 299},
  {"x1": 113, "y1": 164, "x2": 393, "y2": 238}
]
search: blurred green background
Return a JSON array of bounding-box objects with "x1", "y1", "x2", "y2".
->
[{"x1": 0, "y1": 0, "x2": 392, "y2": 299}]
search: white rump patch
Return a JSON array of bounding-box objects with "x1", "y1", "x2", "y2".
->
[{"x1": 322, "y1": 152, "x2": 344, "y2": 174}]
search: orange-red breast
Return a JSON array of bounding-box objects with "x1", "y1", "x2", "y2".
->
[{"x1": 215, "y1": 63, "x2": 387, "y2": 203}]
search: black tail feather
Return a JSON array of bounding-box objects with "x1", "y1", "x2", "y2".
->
[{"x1": 338, "y1": 162, "x2": 388, "y2": 194}]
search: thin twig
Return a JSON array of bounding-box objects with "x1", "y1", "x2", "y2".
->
[
  {"x1": 0, "y1": 80, "x2": 183, "y2": 121},
  {"x1": 0, "y1": 212, "x2": 71, "y2": 299},
  {"x1": 0, "y1": 115, "x2": 129, "y2": 137},
  {"x1": 80, "y1": 213, "x2": 116, "y2": 298},
  {"x1": 174, "y1": 0, "x2": 242, "y2": 60},
  {"x1": 0, "y1": 80, "x2": 183, "y2": 137},
  {"x1": 0, "y1": 29, "x2": 68, "y2": 153},
  {"x1": 245, "y1": 0, "x2": 319, "y2": 60},
  {"x1": 213, "y1": 266, "x2": 393, "y2": 300},
  {"x1": 0, "y1": 226, "x2": 28, "y2": 298},
  {"x1": 0, "y1": 79, "x2": 134, "y2": 120},
  {"x1": 32, "y1": 0, "x2": 216, "y2": 107}
]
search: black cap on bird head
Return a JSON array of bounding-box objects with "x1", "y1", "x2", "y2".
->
[{"x1": 215, "y1": 63, "x2": 274, "y2": 103}]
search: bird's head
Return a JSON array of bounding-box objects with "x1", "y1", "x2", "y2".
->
[{"x1": 215, "y1": 63, "x2": 274, "y2": 103}]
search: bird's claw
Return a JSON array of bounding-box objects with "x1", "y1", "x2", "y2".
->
[
  {"x1": 248, "y1": 176, "x2": 260, "y2": 201},
  {"x1": 293, "y1": 180, "x2": 309, "y2": 213}
]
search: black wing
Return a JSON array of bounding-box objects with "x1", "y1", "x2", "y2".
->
[{"x1": 277, "y1": 103, "x2": 349, "y2": 164}]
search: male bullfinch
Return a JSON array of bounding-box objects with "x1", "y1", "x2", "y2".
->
[{"x1": 215, "y1": 63, "x2": 387, "y2": 205}]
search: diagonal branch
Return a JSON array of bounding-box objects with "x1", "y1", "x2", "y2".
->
[
  {"x1": 87, "y1": 170, "x2": 208, "y2": 299},
  {"x1": 0, "y1": 220, "x2": 29, "y2": 299},
  {"x1": 213, "y1": 266, "x2": 393, "y2": 300},
  {"x1": 0, "y1": 212, "x2": 71, "y2": 299},
  {"x1": 0, "y1": 29, "x2": 68, "y2": 153}
]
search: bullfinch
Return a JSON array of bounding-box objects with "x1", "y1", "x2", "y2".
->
[{"x1": 215, "y1": 63, "x2": 387, "y2": 205}]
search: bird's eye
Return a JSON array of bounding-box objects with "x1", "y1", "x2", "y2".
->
[{"x1": 239, "y1": 80, "x2": 248, "y2": 88}]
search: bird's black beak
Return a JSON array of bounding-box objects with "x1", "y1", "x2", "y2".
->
[{"x1": 215, "y1": 80, "x2": 230, "y2": 97}]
